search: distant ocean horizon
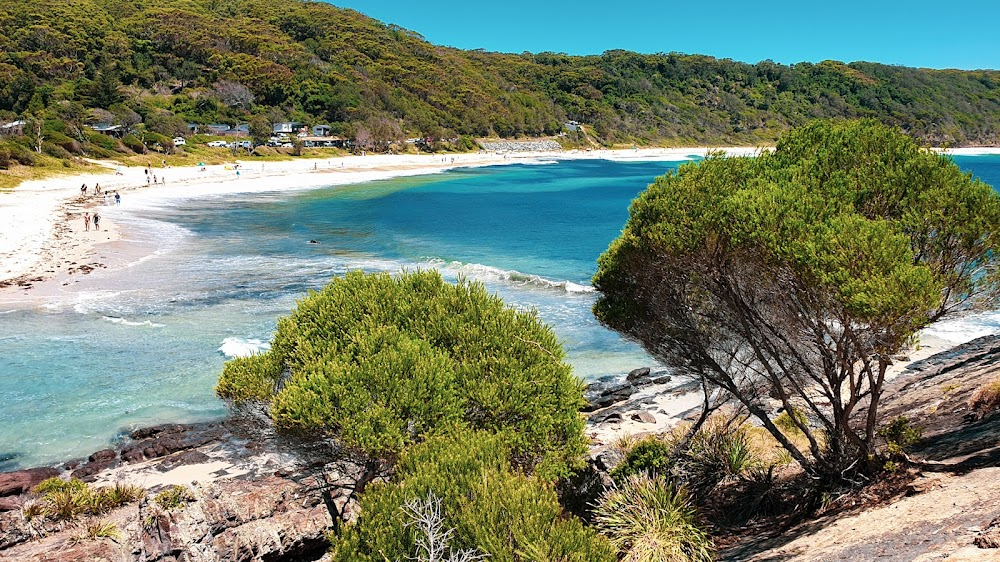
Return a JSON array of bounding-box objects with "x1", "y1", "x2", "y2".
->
[{"x1": 0, "y1": 155, "x2": 997, "y2": 470}]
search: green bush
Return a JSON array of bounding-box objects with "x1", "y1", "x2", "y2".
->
[
  {"x1": 611, "y1": 436, "x2": 675, "y2": 484},
  {"x1": 330, "y1": 430, "x2": 616, "y2": 562},
  {"x1": 0, "y1": 145, "x2": 11, "y2": 169},
  {"x1": 122, "y1": 134, "x2": 146, "y2": 153},
  {"x1": 85, "y1": 131, "x2": 119, "y2": 150},
  {"x1": 153, "y1": 485, "x2": 194, "y2": 510},
  {"x1": 774, "y1": 407, "x2": 808, "y2": 436},
  {"x1": 217, "y1": 270, "x2": 587, "y2": 478},
  {"x1": 594, "y1": 472, "x2": 714, "y2": 562},
  {"x1": 44, "y1": 130, "x2": 82, "y2": 154},
  {"x1": 42, "y1": 141, "x2": 71, "y2": 159},
  {"x1": 878, "y1": 416, "x2": 922, "y2": 461},
  {"x1": 2, "y1": 140, "x2": 36, "y2": 166}
]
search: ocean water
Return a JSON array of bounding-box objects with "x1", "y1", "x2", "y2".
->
[{"x1": 0, "y1": 155, "x2": 997, "y2": 470}]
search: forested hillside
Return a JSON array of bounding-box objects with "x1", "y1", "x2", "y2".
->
[{"x1": 2, "y1": 0, "x2": 1000, "y2": 154}]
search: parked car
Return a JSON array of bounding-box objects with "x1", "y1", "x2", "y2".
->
[
  {"x1": 207, "y1": 140, "x2": 227, "y2": 147},
  {"x1": 172, "y1": 137, "x2": 186, "y2": 146},
  {"x1": 236, "y1": 140, "x2": 252, "y2": 149}
]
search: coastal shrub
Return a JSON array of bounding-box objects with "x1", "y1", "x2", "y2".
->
[
  {"x1": 969, "y1": 378, "x2": 1000, "y2": 418},
  {"x1": 0, "y1": 145, "x2": 10, "y2": 169},
  {"x1": 594, "y1": 472, "x2": 714, "y2": 562},
  {"x1": 2, "y1": 140, "x2": 36, "y2": 166},
  {"x1": 85, "y1": 131, "x2": 118, "y2": 150},
  {"x1": 217, "y1": 270, "x2": 588, "y2": 478},
  {"x1": 42, "y1": 141, "x2": 71, "y2": 160},
  {"x1": 330, "y1": 430, "x2": 616, "y2": 562},
  {"x1": 31, "y1": 477, "x2": 145, "y2": 520},
  {"x1": 33, "y1": 477, "x2": 87, "y2": 495},
  {"x1": 611, "y1": 435, "x2": 675, "y2": 484},
  {"x1": 593, "y1": 119, "x2": 1000, "y2": 484},
  {"x1": 44, "y1": 130, "x2": 81, "y2": 154},
  {"x1": 122, "y1": 134, "x2": 146, "y2": 153},
  {"x1": 878, "y1": 416, "x2": 922, "y2": 465},
  {"x1": 153, "y1": 485, "x2": 194, "y2": 510},
  {"x1": 774, "y1": 407, "x2": 808, "y2": 436}
]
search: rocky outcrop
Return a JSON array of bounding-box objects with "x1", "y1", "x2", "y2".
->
[
  {"x1": 137, "y1": 476, "x2": 332, "y2": 562},
  {"x1": 0, "y1": 467, "x2": 60, "y2": 498},
  {"x1": 582, "y1": 367, "x2": 672, "y2": 412},
  {"x1": 0, "y1": 476, "x2": 335, "y2": 561},
  {"x1": 479, "y1": 140, "x2": 562, "y2": 152}
]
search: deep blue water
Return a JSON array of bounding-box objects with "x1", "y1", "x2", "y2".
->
[{"x1": 0, "y1": 155, "x2": 997, "y2": 470}]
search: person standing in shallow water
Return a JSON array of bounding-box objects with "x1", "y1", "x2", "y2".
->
[{"x1": 83, "y1": 212, "x2": 90, "y2": 232}]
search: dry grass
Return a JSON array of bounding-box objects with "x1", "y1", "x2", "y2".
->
[{"x1": 969, "y1": 378, "x2": 1000, "y2": 418}]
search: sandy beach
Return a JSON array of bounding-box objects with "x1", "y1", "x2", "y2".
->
[{"x1": 0, "y1": 147, "x2": 763, "y2": 296}]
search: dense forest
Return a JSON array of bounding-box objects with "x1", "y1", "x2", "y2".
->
[{"x1": 2, "y1": 0, "x2": 1000, "y2": 160}]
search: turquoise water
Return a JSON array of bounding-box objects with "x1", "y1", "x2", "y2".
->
[{"x1": 1, "y1": 156, "x2": 998, "y2": 470}]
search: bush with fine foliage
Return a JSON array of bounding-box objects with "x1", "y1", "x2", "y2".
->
[
  {"x1": 611, "y1": 436, "x2": 675, "y2": 484},
  {"x1": 216, "y1": 270, "x2": 587, "y2": 477},
  {"x1": 594, "y1": 472, "x2": 714, "y2": 562},
  {"x1": 330, "y1": 430, "x2": 616, "y2": 562},
  {"x1": 121, "y1": 134, "x2": 146, "y2": 153}
]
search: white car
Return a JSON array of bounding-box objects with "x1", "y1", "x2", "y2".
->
[
  {"x1": 207, "y1": 140, "x2": 227, "y2": 147},
  {"x1": 172, "y1": 137, "x2": 186, "y2": 146}
]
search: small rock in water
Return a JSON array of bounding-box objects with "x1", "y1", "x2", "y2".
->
[{"x1": 308, "y1": 239, "x2": 318, "y2": 244}]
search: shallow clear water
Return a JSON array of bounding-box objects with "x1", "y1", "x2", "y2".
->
[{"x1": 0, "y1": 156, "x2": 997, "y2": 470}]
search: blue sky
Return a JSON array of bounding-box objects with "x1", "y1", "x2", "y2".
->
[{"x1": 324, "y1": 1, "x2": 999, "y2": 70}]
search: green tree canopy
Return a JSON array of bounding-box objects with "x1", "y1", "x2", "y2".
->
[
  {"x1": 593, "y1": 119, "x2": 1000, "y2": 482},
  {"x1": 330, "y1": 429, "x2": 616, "y2": 562},
  {"x1": 216, "y1": 270, "x2": 587, "y2": 478}
]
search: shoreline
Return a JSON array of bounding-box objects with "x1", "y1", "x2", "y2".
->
[
  {"x1": 2, "y1": 144, "x2": 995, "y2": 296},
  {"x1": 0, "y1": 147, "x2": 758, "y2": 298}
]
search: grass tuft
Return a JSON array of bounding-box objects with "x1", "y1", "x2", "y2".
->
[
  {"x1": 595, "y1": 472, "x2": 714, "y2": 562},
  {"x1": 154, "y1": 485, "x2": 195, "y2": 511}
]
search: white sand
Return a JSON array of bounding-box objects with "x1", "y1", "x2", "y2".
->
[{"x1": 0, "y1": 147, "x2": 759, "y2": 290}]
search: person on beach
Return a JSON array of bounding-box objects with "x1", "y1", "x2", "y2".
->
[
  {"x1": 83, "y1": 212, "x2": 90, "y2": 232},
  {"x1": 114, "y1": 192, "x2": 121, "y2": 205},
  {"x1": 81, "y1": 183, "x2": 88, "y2": 194},
  {"x1": 95, "y1": 183, "x2": 101, "y2": 195},
  {"x1": 92, "y1": 212, "x2": 100, "y2": 230},
  {"x1": 104, "y1": 192, "x2": 110, "y2": 206}
]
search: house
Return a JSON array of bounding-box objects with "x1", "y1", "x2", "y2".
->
[
  {"x1": 0, "y1": 120, "x2": 26, "y2": 136},
  {"x1": 564, "y1": 121, "x2": 581, "y2": 132},
  {"x1": 88, "y1": 123, "x2": 124, "y2": 136},
  {"x1": 206, "y1": 124, "x2": 232, "y2": 135},
  {"x1": 312, "y1": 125, "x2": 331, "y2": 137},
  {"x1": 273, "y1": 122, "x2": 304, "y2": 134},
  {"x1": 186, "y1": 123, "x2": 199, "y2": 134},
  {"x1": 301, "y1": 136, "x2": 347, "y2": 148}
]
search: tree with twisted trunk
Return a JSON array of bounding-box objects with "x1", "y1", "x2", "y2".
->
[{"x1": 594, "y1": 119, "x2": 1000, "y2": 486}]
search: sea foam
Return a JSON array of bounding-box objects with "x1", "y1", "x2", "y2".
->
[
  {"x1": 218, "y1": 337, "x2": 271, "y2": 358},
  {"x1": 429, "y1": 259, "x2": 595, "y2": 294}
]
